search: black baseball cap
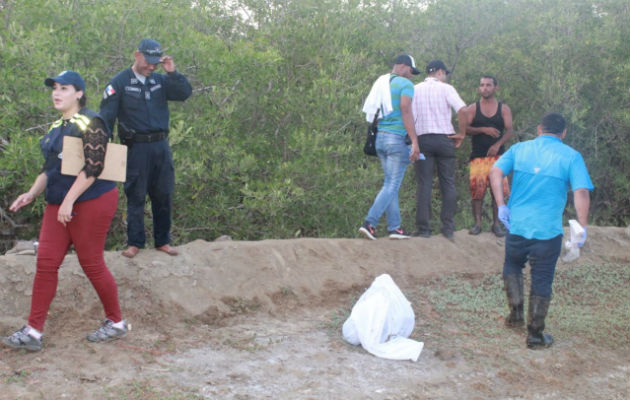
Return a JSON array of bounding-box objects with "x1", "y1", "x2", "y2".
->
[
  {"x1": 138, "y1": 38, "x2": 163, "y2": 64},
  {"x1": 44, "y1": 70, "x2": 86, "y2": 92},
  {"x1": 426, "y1": 60, "x2": 450, "y2": 75},
  {"x1": 394, "y1": 54, "x2": 421, "y2": 75}
]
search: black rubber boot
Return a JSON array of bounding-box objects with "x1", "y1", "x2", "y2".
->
[
  {"x1": 504, "y1": 274, "x2": 524, "y2": 327},
  {"x1": 526, "y1": 295, "x2": 554, "y2": 349}
]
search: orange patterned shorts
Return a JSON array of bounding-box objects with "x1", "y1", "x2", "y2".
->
[{"x1": 469, "y1": 156, "x2": 510, "y2": 200}]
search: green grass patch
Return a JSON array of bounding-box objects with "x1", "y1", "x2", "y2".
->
[
  {"x1": 413, "y1": 273, "x2": 509, "y2": 350},
  {"x1": 409, "y1": 263, "x2": 629, "y2": 352},
  {"x1": 2, "y1": 369, "x2": 31, "y2": 385},
  {"x1": 552, "y1": 263, "x2": 630, "y2": 348},
  {"x1": 324, "y1": 262, "x2": 629, "y2": 361},
  {"x1": 105, "y1": 380, "x2": 203, "y2": 400}
]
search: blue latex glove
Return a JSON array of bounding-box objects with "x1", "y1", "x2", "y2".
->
[
  {"x1": 498, "y1": 205, "x2": 511, "y2": 230},
  {"x1": 577, "y1": 227, "x2": 587, "y2": 248}
]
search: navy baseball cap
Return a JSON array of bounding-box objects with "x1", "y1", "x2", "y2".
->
[
  {"x1": 138, "y1": 38, "x2": 163, "y2": 64},
  {"x1": 426, "y1": 60, "x2": 450, "y2": 75},
  {"x1": 44, "y1": 70, "x2": 86, "y2": 92},
  {"x1": 394, "y1": 54, "x2": 421, "y2": 75}
]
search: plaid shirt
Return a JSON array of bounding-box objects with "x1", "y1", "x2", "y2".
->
[{"x1": 412, "y1": 77, "x2": 466, "y2": 135}]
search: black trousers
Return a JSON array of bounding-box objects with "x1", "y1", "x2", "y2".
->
[
  {"x1": 504, "y1": 234, "x2": 563, "y2": 298},
  {"x1": 413, "y1": 134, "x2": 457, "y2": 235},
  {"x1": 124, "y1": 140, "x2": 175, "y2": 248}
]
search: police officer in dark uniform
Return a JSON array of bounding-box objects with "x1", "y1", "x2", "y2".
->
[{"x1": 100, "y1": 38, "x2": 192, "y2": 258}]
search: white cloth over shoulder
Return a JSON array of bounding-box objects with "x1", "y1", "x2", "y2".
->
[
  {"x1": 362, "y1": 73, "x2": 393, "y2": 122},
  {"x1": 342, "y1": 274, "x2": 423, "y2": 362}
]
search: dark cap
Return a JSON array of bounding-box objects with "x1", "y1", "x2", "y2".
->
[
  {"x1": 44, "y1": 70, "x2": 85, "y2": 92},
  {"x1": 138, "y1": 38, "x2": 163, "y2": 64},
  {"x1": 426, "y1": 60, "x2": 450, "y2": 75},
  {"x1": 394, "y1": 54, "x2": 421, "y2": 75}
]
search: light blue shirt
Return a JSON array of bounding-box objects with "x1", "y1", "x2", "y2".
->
[{"x1": 494, "y1": 135, "x2": 594, "y2": 240}]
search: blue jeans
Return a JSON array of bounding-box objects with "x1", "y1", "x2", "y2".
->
[
  {"x1": 365, "y1": 132, "x2": 411, "y2": 231},
  {"x1": 503, "y1": 233, "x2": 563, "y2": 298}
]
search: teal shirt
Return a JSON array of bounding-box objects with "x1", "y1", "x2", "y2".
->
[
  {"x1": 494, "y1": 136, "x2": 594, "y2": 240},
  {"x1": 377, "y1": 74, "x2": 414, "y2": 136}
]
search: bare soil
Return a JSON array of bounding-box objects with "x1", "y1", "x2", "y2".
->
[{"x1": 1, "y1": 226, "x2": 628, "y2": 400}]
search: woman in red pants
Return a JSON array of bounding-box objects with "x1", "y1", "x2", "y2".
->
[{"x1": 3, "y1": 71, "x2": 127, "y2": 351}]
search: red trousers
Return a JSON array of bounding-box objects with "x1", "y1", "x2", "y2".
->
[{"x1": 28, "y1": 187, "x2": 121, "y2": 331}]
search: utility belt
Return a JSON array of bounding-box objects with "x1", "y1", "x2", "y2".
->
[
  {"x1": 119, "y1": 125, "x2": 168, "y2": 145},
  {"x1": 130, "y1": 131, "x2": 168, "y2": 143}
]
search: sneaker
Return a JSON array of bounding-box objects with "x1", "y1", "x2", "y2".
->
[
  {"x1": 86, "y1": 319, "x2": 127, "y2": 343},
  {"x1": 2, "y1": 326, "x2": 42, "y2": 351},
  {"x1": 388, "y1": 227, "x2": 411, "y2": 239},
  {"x1": 358, "y1": 221, "x2": 377, "y2": 240}
]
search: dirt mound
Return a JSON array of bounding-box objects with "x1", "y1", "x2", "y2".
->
[
  {"x1": 0, "y1": 226, "x2": 628, "y2": 399},
  {"x1": 1, "y1": 226, "x2": 627, "y2": 325}
]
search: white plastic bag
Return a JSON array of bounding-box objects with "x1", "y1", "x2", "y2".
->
[
  {"x1": 342, "y1": 274, "x2": 423, "y2": 362},
  {"x1": 562, "y1": 219, "x2": 586, "y2": 262}
]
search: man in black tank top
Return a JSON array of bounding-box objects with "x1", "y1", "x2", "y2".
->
[{"x1": 464, "y1": 75, "x2": 513, "y2": 237}]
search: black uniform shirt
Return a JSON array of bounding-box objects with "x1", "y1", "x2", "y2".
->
[{"x1": 99, "y1": 67, "x2": 192, "y2": 136}]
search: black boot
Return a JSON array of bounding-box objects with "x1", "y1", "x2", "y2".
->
[
  {"x1": 526, "y1": 295, "x2": 554, "y2": 349},
  {"x1": 504, "y1": 274, "x2": 524, "y2": 327}
]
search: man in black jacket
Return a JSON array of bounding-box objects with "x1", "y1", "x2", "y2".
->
[{"x1": 100, "y1": 38, "x2": 192, "y2": 258}]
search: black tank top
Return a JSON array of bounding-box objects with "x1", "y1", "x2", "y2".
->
[{"x1": 470, "y1": 100, "x2": 505, "y2": 159}]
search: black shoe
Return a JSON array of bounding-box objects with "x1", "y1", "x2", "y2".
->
[
  {"x1": 388, "y1": 227, "x2": 411, "y2": 239},
  {"x1": 468, "y1": 225, "x2": 482, "y2": 235},
  {"x1": 526, "y1": 295, "x2": 553, "y2": 349},
  {"x1": 412, "y1": 230, "x2": 431, "y2": 238},
  {"x1": 492, "y1": 224, "x2": 507, "y2": 237},
  {"x1": 441, "y1": 230, "x2": 454, "y2": 241},
  {"x1": 504, "y1": 274, "x2": 525, "y2": 328},
  {"x1": 358, "y1": 221, "x2": 377, "y2": 240},
  {"x1": 527, "y1": 331, "x2": 554, "y2": 349},
  {"x1": 506, "y1": 304, "x2": 525, "y2": 328}
]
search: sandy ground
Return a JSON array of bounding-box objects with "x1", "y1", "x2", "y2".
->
[{"x1": 0, "y1": 226, "x2": 628, "y2": 399}]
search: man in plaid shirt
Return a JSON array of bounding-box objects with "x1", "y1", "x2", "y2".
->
[{"x1": 411, "y1": 60, "x2": 467, "y2": 239}]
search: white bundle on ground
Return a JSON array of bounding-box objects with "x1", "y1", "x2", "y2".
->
[{"x1": 342, "y1": 274, "x2": 423, "y2": 362}]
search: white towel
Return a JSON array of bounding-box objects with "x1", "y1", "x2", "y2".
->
[{"x1": 362, "y1": 74, "x2": 393, "y2": 122}]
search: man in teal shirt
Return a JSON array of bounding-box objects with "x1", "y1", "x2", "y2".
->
[
  {"x1": 359, "y1": 55, "x2": 421, "y2": 240},
  {"x1": 490, "y1": 112, "x2": 593, "y2": 349}
]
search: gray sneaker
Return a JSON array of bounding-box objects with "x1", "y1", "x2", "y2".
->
[
  {"x1": 86, "y1": 319, "x2": 127, "y2": 343},
  {"x1": 2, "y1": 326, "x2": 43, "y2": 351}
]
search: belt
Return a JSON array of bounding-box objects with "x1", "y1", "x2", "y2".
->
[{"x1": 131, "y1": 131, "x2": 167, "y2": 143}]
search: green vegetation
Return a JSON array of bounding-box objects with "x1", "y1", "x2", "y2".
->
[
  {"x1": 552, "y1": 263, "x2": 630, "y2": 347},
  {"x1": 105, "y1": 380, "x2": 203, "y2": 400},
  {"x1": 1, "y1": 0, "x2": 628, "y2": 249},
  {"x1": 412, "y1": 263, "x2": 630, "y2": 352},
  {"x1": 327, "y1": 262, "x2": 629, "y2": 357},
  {"x1": 2, "y1": 369, "x2": 30, "y2": 385}
]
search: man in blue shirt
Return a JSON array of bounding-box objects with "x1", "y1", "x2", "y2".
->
[
  {"x1": 100, "y1": 39, "x2": 192, "y2": 258},
  {"x1": 489, "y1": 112, "x2": 593, "y2": 349}
]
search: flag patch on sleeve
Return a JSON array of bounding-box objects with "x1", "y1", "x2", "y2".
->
[{"x1": 103, "y1": 85, "x2": 116, "y2": 99}]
